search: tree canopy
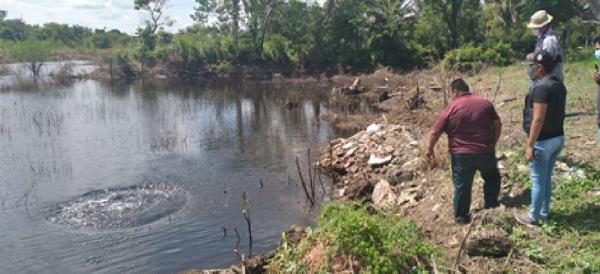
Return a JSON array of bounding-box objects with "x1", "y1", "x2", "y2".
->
[{"x1": 2, "y1": 1, "x2": 600, "y2": 74}]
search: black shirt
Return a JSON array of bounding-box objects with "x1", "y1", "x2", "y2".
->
[{"x1": 523, "y1": 76, "x2": 566, "y2": 140}]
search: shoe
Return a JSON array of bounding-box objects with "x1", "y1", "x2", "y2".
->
[
  {"x1": 514, "y1": 212, "x2": 538, "y2": 228},
  {"x1": 540, "y1": 215, "x2": 549, "y2": 224}
]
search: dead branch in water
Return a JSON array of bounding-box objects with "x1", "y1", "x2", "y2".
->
[
  {"x1": 318, "y1": 169, "x2": 326, "y2": 195},
  {"x1": 307, "y1": 148, "x2": 315, "y2": 201},
  {"x1": 234, "y1": 227, "x2": 242, "y2": 249},
  {"x1": 242, "y1": 191, "x2": 253, "y2": 257},
  {"x1": 295, "y1": 156, "x2": 315, "y2": 205}
]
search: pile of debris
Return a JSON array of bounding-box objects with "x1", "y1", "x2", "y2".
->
[{"x1": 317, "y1": 122, "x2": 426, "y2": 208}]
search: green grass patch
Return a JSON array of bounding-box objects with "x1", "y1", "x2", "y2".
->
[
  {"x1": 268, "y1": 203, "x2": 438, "y2": 273},
  {"x1": 505, "y1": 151, "x2": 600, "y2": 273}
]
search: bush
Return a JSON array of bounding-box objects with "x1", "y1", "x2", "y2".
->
[
  {"x1": 442, "y1": 43, "x2": 514, "y2": 71},
  {"x1": 269, "y1": 203, "x2": 438, "y2": 273}
]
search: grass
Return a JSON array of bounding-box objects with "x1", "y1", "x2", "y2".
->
[
  {"x1": 505, "y1": 147, "x2": 600, "y2": 273},
  {"x1": 467, "y1": 59, "x2": 598, "y2": 111},
  {"x1": 268, "y1": 203, "x2": 438, "y2": 273}
]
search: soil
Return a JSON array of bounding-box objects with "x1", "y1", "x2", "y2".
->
[{"x1": 311, "y1": 67, "x2": 597, "y2": 273}]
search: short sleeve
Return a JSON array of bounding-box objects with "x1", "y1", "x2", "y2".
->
[
  {"x1": 532, "y1": 85, "x2": 550, "y2": 104},
  {"x1": 542, "y1": 36, "x2": 559, "y2": 57},
  {"x1": 432, "y1": 106, "x2": 452, "y2": 133}
]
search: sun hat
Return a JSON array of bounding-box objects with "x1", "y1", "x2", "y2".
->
[{"x1": 527, "y1": 10, "x2": 553, "y2": 29}]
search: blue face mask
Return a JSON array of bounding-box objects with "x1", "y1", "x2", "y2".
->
[{"x1": 595, "y1": 50, "x2": 600, "y2": 60}]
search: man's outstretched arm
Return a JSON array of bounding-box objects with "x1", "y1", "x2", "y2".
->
[
  {"x1": 426, "y1": 130, "x2": 443, "y2": 160},
  {"x1": 492, "y1": 118, "x2": 502, "y2": 148}
]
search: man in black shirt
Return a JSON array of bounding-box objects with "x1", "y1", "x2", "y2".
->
[{"x1": 516, "y1": 51, "x2": 566, "y2": 227}]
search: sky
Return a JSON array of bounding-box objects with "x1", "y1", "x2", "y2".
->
[{"x1": 0, "y1": 0, "x2": 198, "y2": 34}]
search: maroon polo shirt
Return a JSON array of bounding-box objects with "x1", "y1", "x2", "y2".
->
[{"x1": 432, "y1": 93, "x2": 500, "y2": 154}]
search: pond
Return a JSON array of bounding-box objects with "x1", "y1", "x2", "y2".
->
[{"x1": 0, "y1": 78, "x2": 338, "y2": 273}]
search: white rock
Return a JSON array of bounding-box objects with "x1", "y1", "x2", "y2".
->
[
  {"x1": 366, "y1": 123, "x2": 381, "y2": 133},
  {"x1": 401, "y1": 157, "x2": 421, "y2": 170},
  {"x1": 556, "y1": 162, "x2": 569, "y2": 172},
  {"x1": 345, "y1": 147, "x2": 358, "y2": 157},
  {"x1": 368, "y1": 155, "x2": 392, "y2": 166},
  {"x1": 372, "y1": 180, "x2": 399, "y2": 209},
  {"x1": 342, "y1": 142, "x2": 354, "y2": 150}
]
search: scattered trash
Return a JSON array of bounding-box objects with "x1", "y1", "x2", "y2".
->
[{"x1": 368, "y1": 155, "x2": 393, "y2": 166}]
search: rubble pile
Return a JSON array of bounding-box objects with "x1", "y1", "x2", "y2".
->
[{"x1": 318, "y1": 123, "x2": 425, "y2": 207}]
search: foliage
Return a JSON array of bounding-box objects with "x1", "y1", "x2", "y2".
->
[
  {"x1": 134, "y1": 0, "x2": 174, "y2": 34},
  {"x1": 442, "y1": 43, "x2": 513, "y2": 71},
  {"x1": 415, "y1": 0, "x2": 483, "y2": 54},
  {"x1": 269, "y1": 203, "x2": 438, "y2": 273},
  {"x1": 7, "y1": 39, "x2": 58, "y2": 76},
  {"x1": 1, "y1": 1, "x2": 600, "y2": 76}
]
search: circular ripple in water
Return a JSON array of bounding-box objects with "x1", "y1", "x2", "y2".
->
[{"x1": 46, "y1": 183, "x2": 187, "y2": 230}]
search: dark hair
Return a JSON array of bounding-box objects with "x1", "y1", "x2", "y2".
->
[
  {"x1": 450, "y1": 79, "x2": 469, "y2": 93},
  {"x1": 533, "y1": 51, "x2": 558, "y2": 74},
  {"x1": 594, "y1": 34, "x2": 600, "y2": 45}
]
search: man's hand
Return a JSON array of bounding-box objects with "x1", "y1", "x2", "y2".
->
[
  {"x1": 425, "y1": 148, "x2": 434, "y2": 161},
  {"x1": 526, "y1": 146, "x2": 535, "y2": 162},
  {"x1": 592, "y1": 71, "x2": 600, "y2": 85},
  {"x1": 426, "y1": 130, "x2": 442, "y2": 162}
]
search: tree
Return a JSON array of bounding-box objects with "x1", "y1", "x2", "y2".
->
[
  {"x1": 363, "y1": 0, "x2": 419, "y2": 66},
  {"x1": 0, "y1": 19, "x2": 30, "y2": 41},
  {"x1": 416, "y1": 0, "x2": 482, "y2": 51},
  {"x1": 193, "y1": 0, "x2": 276, "y2": 56},
  {"x1": 0, "y1": 10, "x2": 6, "y2": 21},
  {"x1": 9, "y1": 39, "x2": 56, "y2": 77},
  {"x1": 134, "y1": 0, "x2": 175, "y2": 34}
]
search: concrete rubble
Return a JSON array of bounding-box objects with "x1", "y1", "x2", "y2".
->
[{"x1": 318, "y1": 122, "x2": 424, "y2": 208}]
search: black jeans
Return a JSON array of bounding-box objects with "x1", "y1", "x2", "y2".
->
[{"x1": 450, "y1": 152, "x2": 501, "y2": 222}]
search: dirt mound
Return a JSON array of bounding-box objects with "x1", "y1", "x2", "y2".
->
[{"x1": 317, "y1": 123, "x2": 425, "y2": 203}]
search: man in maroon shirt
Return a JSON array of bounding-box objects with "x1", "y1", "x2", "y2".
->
[{"x1": 426, "y1": 79, "x2": 502, "y2": 224}]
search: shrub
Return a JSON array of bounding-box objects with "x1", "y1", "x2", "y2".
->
[
  {"x1": 269, "y1": 203, "x2": 438, "y2": 273},
  {"x1": 442, "y1": 43, "x2": 514, "y2": 71}
]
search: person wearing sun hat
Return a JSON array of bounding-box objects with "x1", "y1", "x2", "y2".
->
[{"x1": 525, "y1": 10, "x2": 564, "y2": 82}]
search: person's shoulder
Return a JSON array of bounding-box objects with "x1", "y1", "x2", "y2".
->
[
  {"x1": 542, "y1": 77, "x2": 565, "y2": 88},
  {"x1": 536, "y1": 78, "x2": 555, "y2": 89},
  {"x1": 470, "y1": 94, "x2": 493, "y2": 104}
]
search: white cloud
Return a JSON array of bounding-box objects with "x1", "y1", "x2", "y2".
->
[{"x1": 0, "y1": 0, "x2": 196, "y2": 34}]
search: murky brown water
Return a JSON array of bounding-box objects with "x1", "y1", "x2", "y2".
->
[{"x1": 0, "y1": 78, "x2": 337, "y2": 273}]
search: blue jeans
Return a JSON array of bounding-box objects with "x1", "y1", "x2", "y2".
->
[
  {"x1": 528, "y1": 135, "x2": 564, "y2": 222},
  {"x1": 451, "y1": 152, "x2": 501, "y2": 222}
]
